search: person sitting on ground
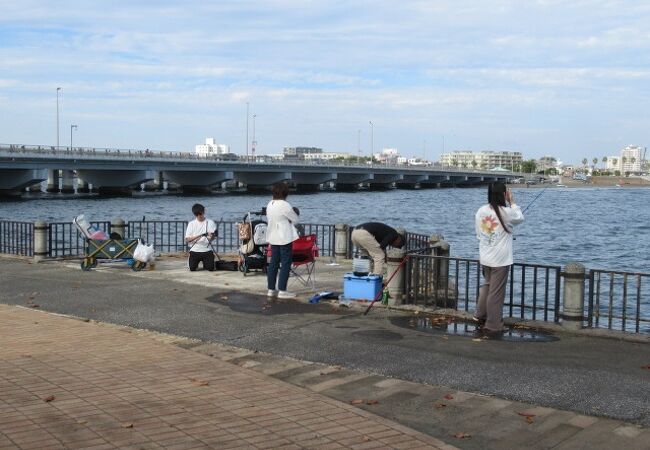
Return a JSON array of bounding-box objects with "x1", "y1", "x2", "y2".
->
[
  {"x1": 351, "y1": 222, "x2": 404, "y2": 276},
  {"x1": 185, "y1": 203, "x2": 217, "y2": 271}
]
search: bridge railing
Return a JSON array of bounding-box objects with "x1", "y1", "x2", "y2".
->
[
  {"x1": 0, "y1": 143, "x2": 517, "y2": 174},
  {"x1": 0, "y1": 221, "x2": 33, "y2": 256}
]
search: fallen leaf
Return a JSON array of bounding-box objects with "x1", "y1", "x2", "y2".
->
[
  {"x1": 454, "y1": 432, "x2": 471, "y2": 439},
  {"x1": 366, "y1": 400, "x2": 379, "y2": 405},
  {"x1": 77, "y1": 420, "x2": 87, "y2": 425},
  {"x1": 471, "y1": 338, "x2": 482, "y2": 342},
  {"x1": 43, "y1": 395, "x2": 55, "y2": 402},
  {"x1": 443, "y1": 394, "x2": 454, "y2": 400},
  {"x1": 442, "y1": 336, "x2": 449, "y2": 340},
  {"x1": 525, "y1": 416, "x2": 534, "y2": 424},
  {"x1": 190, "y1": 378, "x2": 210, "y2": 387},
  {"x1": 121, "y1": 423, "x2": 134, "y2": 428},
  {"x1": 362, "y1": 436, "x2": 370, "y2": 442},
  {"x1": 220, "y1": 295, "x2": 228, "y2": 301},
  {"x1": 435, "y1": 403, "x2": 447, "y2": 408},
  {"x1": 350, "y1": 399, "x2": 364, "y2": 405},
  {"x1": 517, "y1": 412, "x2": 536, "y2": 418}
]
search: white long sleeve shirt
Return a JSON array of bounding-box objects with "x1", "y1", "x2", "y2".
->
[
  {"x1": 266, "y1": 199, "x2": 299, "y2": 246},
  {"x1": 475, "y1": 203, "x2": 524, "y2": 267}
]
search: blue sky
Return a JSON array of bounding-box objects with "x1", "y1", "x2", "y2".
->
[{"x1": 1, "y1": 0, "x2": 649, "y2": 163}]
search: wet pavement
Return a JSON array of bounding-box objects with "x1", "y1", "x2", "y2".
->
[
  {"x1": 391, "y1": 315, "x2": 560, "y2": 343},
  {"x1": 1, "y1": 258, "x2": 649, "y2": 429}
]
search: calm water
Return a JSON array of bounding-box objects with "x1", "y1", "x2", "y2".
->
[{"x1": 2, "y1": 187, "x2": 649, "y2": 273}]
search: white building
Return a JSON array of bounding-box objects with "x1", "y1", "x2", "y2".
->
[
  {"x1": 440, "y1": 150, "x2": 522, "y2": 170},
  {"x1": 604, "y1": 156, "x2": 619, "y2": 171},
  {"x1": 620, "y1": 145, "x2": 642, "y2": 174},
  {"x1": 302, "y1": 152, "x2": 351, "y2": 160},
  {"x1": 195, "y1": 138, "x2": 230, "y2": 156}
]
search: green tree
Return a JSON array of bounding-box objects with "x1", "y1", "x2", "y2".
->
[
  {"x1": 612, "y1": 157, "x2": 618, "y2": 168},
  {"x1": 451, "y1": 158, "x2": 458, "y2": 167},
  {"x1": 592, "y1": 157, "x2": 598, "y2": 168},
  {"x1": 521, "y1": 159, "x2": 537, "y2": 173},
  {"x1": 582, "y1": 158, "x2": 588, "y2": 167},
  {"x1": 602, "y1": 156, "x2": 607, "y2": 170},
  {"x1": 471, "y1": 159, "x2": 478, "y2": 169}
]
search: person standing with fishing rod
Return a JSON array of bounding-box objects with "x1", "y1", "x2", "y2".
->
[{"x1": 473, "y1": 182, "x2": 524, "y2": 335}]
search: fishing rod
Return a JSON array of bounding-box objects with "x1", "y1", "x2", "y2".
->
[{"x1": 521, "y1": 185, "x2": 551, "y2": 214}]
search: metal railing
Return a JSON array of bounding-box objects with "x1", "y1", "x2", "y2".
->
[
  {"x1": 588, "y1": 269, "x2": 650, "y2": 333},
  {"x1": 48, "y1": 221, "x2": 111, "y2": 258},
  {"x1": 302, "y1": 223, "x2": 335, "y2": 257},
  {"x1": 126, "y1": 220, "x2": 189, "y2": 253},
  {"x1": 406, "y1": 253, "x2": 562, "y2": 322},
  {"x1": 0, "y1": 221, "x2": 34, "y2": 256}
]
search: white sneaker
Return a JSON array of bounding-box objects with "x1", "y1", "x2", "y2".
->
[
  {"x1": 267, "y1": 289, "x2": 278, "y2": 297},
  {"x1": 277, "y1": 290, "x2": 296, "y2": 299}
]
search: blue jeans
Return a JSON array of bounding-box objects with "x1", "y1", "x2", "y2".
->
[{"x1": 267, "y1": 243, "x2": 293, "y2": 291}]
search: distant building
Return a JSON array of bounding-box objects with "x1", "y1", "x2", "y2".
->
[
  {"x1": 195, "y1": 138, "x2": 230, "y2": 156},
  {"x1": 604, "y1": 156, "x2": 619, "y2": 171},
  {"x1": 374, "y1": 148, "x2": 399, "y2": 163},
  {"x1": 537, "y1": 156, "x2": 559, "y2": 172},
  {"x1": 620, "y1": 145, "x2": 642, "y2": 173},
  {"x1": 303, "y1": 151, "x2": 351, "y2": 160},
  {"x1": 283, "y1": 146, "x2": 322, "y2": 159},
  {"x1": 440, "y1": 150, "x2": 522, "y2": 170}
]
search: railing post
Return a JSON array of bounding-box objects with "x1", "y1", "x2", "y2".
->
[
  {"x1": 386, "y1": 247, "x2": 406, "y2": 306},
  {"x1": 334, "y1": 223, "x2": 349, "y2": 260},
  {"x1": 562, "y1": 262, "x2": 585, "y2": 330},
  {"x1": 429, "y1": 235, "x2": 449, "y2": 295},
  {"x1": 34, "y1": 220, "x2": 48, "y2": 261},
  {"x1": 111, "y1": 218, "x2": 126, "y2": 239}
]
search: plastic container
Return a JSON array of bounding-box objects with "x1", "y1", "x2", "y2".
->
[
  {"x1": 343, "y1": 272, "x2": 382, "y2": 301},
  {"x1": 352, "y1": 256, "x2": 371, "y2": 276},
  {"x1": 338, "y1": 294, "x2": 351, "y2": 306}
]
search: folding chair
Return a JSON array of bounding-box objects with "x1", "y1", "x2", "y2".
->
[{"x1": 290, "y1": 234, "x2": 319, "y2": 288}]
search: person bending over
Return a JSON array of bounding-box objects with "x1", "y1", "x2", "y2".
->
[
  {"x1": 185, "y1": 203, "x2": 217, "y2": 271},
  {"x1": 473, "y1": 182, "x2": 524, "y2": 335},
  {"x1": 351, "y1": 222, "x2": 404, "y2": 276}
]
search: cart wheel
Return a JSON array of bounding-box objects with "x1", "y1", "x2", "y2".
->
[
  {"x1": 91, "y1": 259, "x2": 98, "y2": 268},
  {"x1": 80, "y1": 258, "x2": 94, "y2": 271},
  {"x1": 131, "y1": 261, "x2": 146, "y2": 272}
]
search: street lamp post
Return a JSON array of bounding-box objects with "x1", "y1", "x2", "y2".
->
[
  {"x1": 357, "y1": 129, "x2": 361, "y2": 165},
  {"x1": 56, "y1": 87, "x2": 61, "y2": 149},
  {"x1": 252, "y1": 114, "x2": 257, "y2": 161},
  {"x1": 245, "y1": 102, "x2": 249, "y2": 162},
  {"x1": 369, "y1": 121, "x2": 374, "y2": 165},
  {"x1": 70, "y1": 125, "x2": 77, "y2": 150}
]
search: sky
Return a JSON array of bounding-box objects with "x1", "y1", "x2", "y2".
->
[{"x1": 1, "y1": 0, "x2": 649, "y2": 164}]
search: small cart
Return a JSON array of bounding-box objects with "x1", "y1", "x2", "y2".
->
[{"x1": 80, "y1": 238, "x2": 147, "y2": 271}]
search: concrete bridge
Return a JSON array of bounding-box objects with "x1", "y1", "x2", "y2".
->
[{"x1": 0, "y1": 144, "x2": 516, "y2": 195}]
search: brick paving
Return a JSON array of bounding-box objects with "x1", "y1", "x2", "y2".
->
[{"x1": 0, "y1": 305, "x2": 455, "y2": 450}]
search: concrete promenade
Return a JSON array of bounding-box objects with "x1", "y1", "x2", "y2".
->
[{"x1": 1, "y1": 257, "x2": 649, "y2": 449}]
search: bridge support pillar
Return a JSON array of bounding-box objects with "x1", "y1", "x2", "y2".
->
[
  {"x1": 562, "y1": 262, "x2": 585, "y2": 330},
  {"x1": 61, "y1": 170, "x2": 75, "y2": 193},
  {"x1": 47, "y1": 170, "x2": 60, "y2": 193},
  {"x1": 76, "y1": 177, "x2": 89, "y2": 193}
]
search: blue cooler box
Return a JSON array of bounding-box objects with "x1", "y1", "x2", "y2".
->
[{"x1": 343, "y1": 273, "x2": 382, "y2": 301}]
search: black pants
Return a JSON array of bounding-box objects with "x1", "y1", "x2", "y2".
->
[{"x1": 189, "y1": 251, "x2": 214, "y2": 271}]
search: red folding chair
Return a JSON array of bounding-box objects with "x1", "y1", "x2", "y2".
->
[{"x1": 290, "y1": 234, "x2": 319, "y2": 288}]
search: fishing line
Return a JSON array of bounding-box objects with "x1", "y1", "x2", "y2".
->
[{"x1": 521, "y1": 185, "x2": 550, "y2": 214}]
